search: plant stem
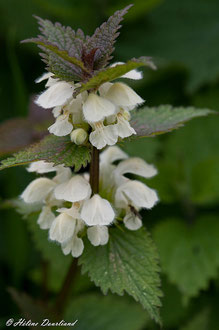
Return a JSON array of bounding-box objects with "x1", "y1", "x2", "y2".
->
[
  {"x1": 89, "y1": 146, "x2": 99, "y2": 194},
  {"x1": 53, "y1": 258, "x2": 78, "y2": 316}
]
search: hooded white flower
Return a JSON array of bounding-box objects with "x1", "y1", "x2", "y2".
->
[
  {"x1": 89, "y1": 122, "x2": 118, "y2": 149},
  {"x1": 115, "y1": 180, "x2": 158, "y2": 209},
  {"x1": 35, "y1": 81, "x2": 74, "y2": 109},
  {"x1": 83, "y1": 93, "x2": 116, "y2": 123},
  {"x1": 114, "y1": 157, "x2": 157, "y2": 185},
  {"x1": 49, "y1": 212, "x2": 76, "y2": 243},
  {"x1": 87, "y1": 225, "x2": 109, "y2": 246},
  {"x1": 53, "y1": 167, "x2": 72, "y2": 185},
  {"x1": 100, "y1": 146, "x2": 128, "y2": 165},
  {"x1": 123, "y1": 212, "x2": 142, "y2": 231},
  {"x1": 115, "y1": 111, "x2": 136, "y2": 138},
  {"x1": 105, "y1": 82, "x2": 144, "y2": 110},
  {"x1": 61, "y1": 219, "x2": 85, "y2": 257},
  {"x1": 27, "y1": 161, "x2": 57, "y2": 174},
  {"x1": 21, "y1": 178, "x2": 56, "y2": 203},
  {"x1": 37, "y1": 205, "x2": 55, "y2": 230},
  {"x1": 80, "y1": 194, "x2": 115, "y2": 226},
  {"x1": 35, "y1": 72, "x2": 54, "y2": 84},
  {"x1": 48, "y1": 113, "x2": 73, "y2": 136},
  {"x1": 54, "y1": 175, "x2": 91, "y2": 202}
]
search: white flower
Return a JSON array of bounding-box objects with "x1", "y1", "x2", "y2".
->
[
  {"x1": 87, "y1": 225, "x2": 109, "y2": 246},
  {"x1": 89, "y1": 121, "x2": 118, "y2": 149},
  {"x1": 37, "y1": 205, "x2": 55, "y2": 230},
  {"x1": 80, "y1": 194, "x2": 115, "y2": 226},
  {"x1": 54, "y1": 175, "x2": 91, "y2": 202},
  {"x1": 35, "y1": 72, "x2": 54, "y2": 84},
  {"x1": 70, "y1": 128, "x2": 88, "y2": 145},
  {"x1": 110, "y1": 62, "x2": 143, "y2": 80},
  {"x1": 52, "y1": 106, "x2": 62, "y2": 118},
  {"x1": 83, "y1": 93, "x2": 116, "y2": 123},
  {"x1": 48, "y1": 113, "x2": 73, "y2": 136},
  {"x1": 115, "y1": 180, "x2": 158, "y2": 209},
  {"x1": 35, "y1": 81, "x2": 74, "y2": 109},
  {"x1": 49, "y1": 212, "x2": 76, "y2": 243},
  {"x1": 53, "y1": 167, "x2": 72, "y2": 185},
  {"x1": 100, "y1": 146, "x2": 128, "y2": 165},
  {"x1": 123, "y1": 212, "x2": 142, "y2": 230},
  {"x1": 21, "y1": 178, "x2": 56, "y2": 203},
  {"x1": 105, "y1": 82, "x2": 144, "y2": 110},
  {"x1": 62, "y1": 234, "x2": 84, "y2": 258},
  {"x1": 115, "y1": 112, "x2": 136, "y2": 138},
  {"x1": 27, "y1": 161, "x2": 57, "y2": 174},
  {"x1": 114, "y1": 157, "x2": 157, "y2": 185}
]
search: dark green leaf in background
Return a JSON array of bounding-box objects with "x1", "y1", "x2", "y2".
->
[{"x1": 0, "y1": 134, "x2": 91, "y2": 171}]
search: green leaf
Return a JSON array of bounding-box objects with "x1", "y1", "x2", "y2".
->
[
  {"x1": 153, "y1": 216, "x2": 219, "y2": 301},
  {"x1": 0, "y1": 134, "x2": 91, "y2": 172},
  {"x1": 79, "y1": 57, "x2": 155, "y2": 93},
  {"x1": 79, "y1": 227, "x2": 162, "y2": 324},
  {"x1": 64, "y1": 294, "x2": 149, "y2": 330},
  {"x1": 180, "y1": 308, "x2": 210, "y2": 330},
  {"x1": 130, "y1": 105, "x2": 215, "y2": 137},
  {"x1": 86, "y1": 5, "x2": 133, "y2": 69}
]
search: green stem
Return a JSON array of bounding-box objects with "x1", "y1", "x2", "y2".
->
[{"x1": 89, "y1": 146, "x2": 99, "y2": 194}]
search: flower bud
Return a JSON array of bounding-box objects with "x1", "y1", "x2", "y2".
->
[{"x1": 70, "y1": 128, "x2": 88, "y2": 145}]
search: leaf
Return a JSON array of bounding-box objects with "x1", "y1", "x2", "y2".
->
[
  {"x1": 0, "y1": 134, "x2": 91, "y2": 172},
  {"x1": 79, "y1": 227, "x2": 162, "y2": 324},
  {"x1": 180, "y1": 308, "x2": 210, "y2": 330},
  {"x1": 153, "y1": 216, "x2": 219, "y2": 301},
  {"x1": 130, "y1": 105, "x2": 215, "y2": 137},
  {"x1": 86, "y1": 5, "x2": 133, "y2": 69},
  {"x1": 64, "y1": 294, "x2": 149, "y2": 330},
  {"x1": 78, "y1": 57, "x2": 155, "y2": 93}
]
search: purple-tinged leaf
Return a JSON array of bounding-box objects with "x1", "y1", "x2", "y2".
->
[{"x1": 86, "y1": 5, "x2": 133, "y2": 69}]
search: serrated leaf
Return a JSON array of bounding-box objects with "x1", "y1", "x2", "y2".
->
[
  {"x1": 79, "y1": 227, "x2": 162, "y2": 324},
  {"x1": 78, "y1": 57, "x2": 155, "y2": 93},
  {"x1": 64, "y1": 294, "x2": 149, "y2": 330},
  {"x1": 130, "y1": 105, "x2": 215, "y2": 137},
  {"x1": 0, "y1": 134, "x2": 91, "y2": 172},
  {"x1": 153, "y1": 216, "x2": 219, "y2": 301},
  {"x1": 86, "y1": 5, "x2": 133, "y2": 69}
]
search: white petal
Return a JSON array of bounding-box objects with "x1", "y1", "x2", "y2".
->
[
  {"x1": 35, "y1": 81, "x2": 74, "y2": 108},
  {"x1": 53, "y1": 167, "x2": 72, "y2": 184},
  {"x1": 52, "y1": 106, "x2": 62, "y2": 118},
  {"x1": 98, "y1": 82, "x2": 113, "y2": 97},
  {"x1": 110, "y1": 62, "x2": 143, "y2": 80},
  {"x1": 37, "y1": 205, "x2": 55, "y2": 230},
  {"x1": 115, "y1": 158, "x2": 157, "y2": 179},
  {"x1": 80, "y1": 194, "x2": 115, "y2": 226},
  {"x1": 62, "y1": 236, "x2": 84, "y2": 257},
  {"x1": 89, "y1": 123, "x2": 118, "y2": 149},
  {"x1": 115, "y1": 180, "x2": 159, "y2": 209},
  {"x1": 83, "y1": 93, "x2": 116, "y2": 123},
  {"x1": 27, "y1": 161, "x2": 56, "y2": 174},
  {"x1": 115, "y1": 115, "x2": 136, "y2": 138},
  {"x1": 87, "y1": 225, "x2": 109, "y2": 246},
  {"x1": 48, "y1": 115, "x2": 73, "y2": 136},
  {"x1": 49, "y1": 213, "x2": 76, "y2": 243},
  {"x1": 57, "y1": 204, "x2": 80, "y2": 219},
  {"x1": 54, "y1": 175, "x2": 91, "y2": 202},
  {"x1": 35, "y1": 72, "x2": 53, "y2": 83},
  {"x1": 124, "y1": 213, "x2": 142, "y2": 230},
  {"x1": 105, "y1": 82, "x2": 144, "y2": 108},
  {"x1": 100, "y1": 146, "x2": 128, "y2": 165},
  {"x1": 21, "y1": 178, "x2": 55, "y2": 203}
]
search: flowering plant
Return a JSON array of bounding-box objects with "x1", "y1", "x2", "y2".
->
[{"x1": 0, "y1": 4, "x2": 215, "y2": 326}]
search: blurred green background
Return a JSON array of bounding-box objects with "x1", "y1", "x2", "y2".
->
[{"x1": 0, "y1": 0, "x2": 219, "y2": 329}]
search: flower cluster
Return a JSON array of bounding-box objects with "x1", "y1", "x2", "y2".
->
[
  {"x1": 21, "y1": 146, "x2": 158, "y2": 257},
  {"x1": 35, "y1": 65, "x2": 144, "y2": 149}
]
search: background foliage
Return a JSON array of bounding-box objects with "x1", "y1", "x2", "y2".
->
[{"x1": 0, "y1": 0, "x2": 219, "y2": 329}]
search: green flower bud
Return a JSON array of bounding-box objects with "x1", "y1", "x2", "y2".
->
[{"x1": 70, "y1": 128, "x2": 88, "y2": 145}]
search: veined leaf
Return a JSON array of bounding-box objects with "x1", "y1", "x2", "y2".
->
[
  {"x1": 79, "y1": 57, "x2": 155, "y2": 93},
  {"x1": 153, "y1": 216, "x2": 219, "y2": 301},
  {"x1": 0, "y1": 134, "x2": 91, "y2": 172},
  {"x1": 130, "y1": 105, "x2": 216, "y2": 137},
  {"x1": 86, "y1": 5, "x2": 133, "y2": 69},
  {"x1": 79, "y1": 227, "x2": 162, "y2": 324},
  {"x1": 64, "y1": 294, "x2": 149, "y2": 330}
]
